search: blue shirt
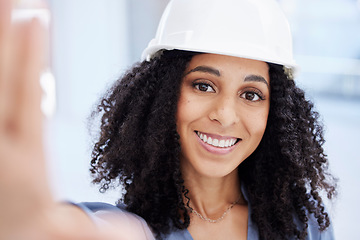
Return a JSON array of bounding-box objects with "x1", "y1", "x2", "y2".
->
[{"x1": 75, "y1": 185, "x2": 334, "y2": 239}]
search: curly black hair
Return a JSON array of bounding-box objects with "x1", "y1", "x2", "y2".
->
[{"x1": 89, "y1": 50, "x2": 336, "y2": 239}]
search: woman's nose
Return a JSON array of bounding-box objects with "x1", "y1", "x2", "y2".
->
[{"x1": 208, "y1": 95, "x2": 240, "y2": 127}]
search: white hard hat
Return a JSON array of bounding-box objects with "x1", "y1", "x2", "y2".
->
[{"x1": 142, "y1": 0, "x2": 297, "y2": 70}]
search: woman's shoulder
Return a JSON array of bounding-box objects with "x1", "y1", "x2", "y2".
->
[
  {"x1": 242, "y1": 184, "x2": 335, "y2": 240},
  {"x1": 73, "y1": 202, "x2": 156, "y2": 239},
  {"x1": 76, "y1": 201, "x2": 126, "y2": 213},
  {"x1": 74, "y1": 202, "x2": 193, "y2": 240},
  {"x1": 305, "y1": 211, "x2": 335, "y2": 240}
]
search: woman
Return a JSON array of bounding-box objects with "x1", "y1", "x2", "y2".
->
[
  {"x1": 85, "y1": 0, "x2": 336, "y2": 239},
  {"x1": 84, "y1": 51, "x2": 336, "y2": 239},
  {"x1": 0, "y1": 0, "x2": 336, "y2": 239}
]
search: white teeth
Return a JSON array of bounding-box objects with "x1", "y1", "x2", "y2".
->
[{"x1": 196, "y1": 131, "x2": 238, "y2": 148}]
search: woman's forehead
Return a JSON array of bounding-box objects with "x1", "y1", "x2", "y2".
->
[{"x1": 185, "y1": 53, "x2": 270, "y2": 82}]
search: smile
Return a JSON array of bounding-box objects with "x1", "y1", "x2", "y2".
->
[{"x1": 195, "y1": 131, "x2": 240, "y2": 148}]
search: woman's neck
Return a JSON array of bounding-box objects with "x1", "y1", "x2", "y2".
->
[{"x1": 182, "y1": 168, "x2": 243, "y2": 217}]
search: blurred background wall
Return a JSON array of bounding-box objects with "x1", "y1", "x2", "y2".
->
[{"x1": 45, "y1": 0, "x2": 360, "y2": 238}]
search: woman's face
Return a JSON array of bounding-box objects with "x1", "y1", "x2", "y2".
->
[{"x1": 176, "y1": 53, "x2": 270, "y2": 178}]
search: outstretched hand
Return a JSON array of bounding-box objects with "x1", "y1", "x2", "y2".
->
[
  {"x1": 0, "y1": 0, "x2": 149, "y2": 239},
  {"x1": 0, "y1": 0, "x2": 53, "y2": 238}
]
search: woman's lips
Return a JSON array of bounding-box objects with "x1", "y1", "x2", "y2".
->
[{"x1": 195, "y1": 131, "x2": 240, "y2": 155}]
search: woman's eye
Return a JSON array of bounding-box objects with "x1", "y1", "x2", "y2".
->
[
  {"x1": 194, "y1": 83, "x2": 215, "y2": 92},
  {"x1": 240, "y1": 91, "x2": 262, "y2": 101}
]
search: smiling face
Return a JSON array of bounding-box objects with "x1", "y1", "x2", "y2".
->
[{"x1": 176, "y1": 54, "x2": 270, "y2": 178}]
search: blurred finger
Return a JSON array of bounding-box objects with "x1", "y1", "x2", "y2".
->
[
  {"x1": 14, "y1": 18, "x2": 46, "y2": 144},
  {"x1": 0, "y1": 0, "x2": 11, "y2": 39},
  {"x1": 0, "y1": 0, "x2": 13, "y2": 129}
]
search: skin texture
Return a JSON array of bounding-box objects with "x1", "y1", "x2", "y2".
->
[{"x1": 91, "y1": 50, "x2": 337, "y2": 240}]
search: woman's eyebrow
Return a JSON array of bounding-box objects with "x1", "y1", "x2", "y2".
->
[
  {"x1": 244, "y1": 75, "x2": 269, "y2": 89},
  {"x1": 185, "y1": 66, "x2": 221, "y2": 77}
]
